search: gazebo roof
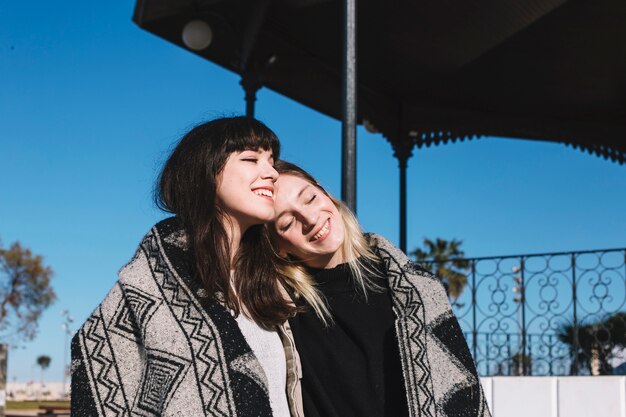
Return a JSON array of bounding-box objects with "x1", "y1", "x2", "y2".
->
[{"x1": 133, "y1": 0, "x2": 626, "y2": 164}]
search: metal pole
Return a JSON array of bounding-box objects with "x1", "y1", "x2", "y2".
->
[
  {"x1": 571, "y1": 253, "x2": 579, "y2": 375},
  {"x1": 245, "y1": 91, "x2": 256, "y2": 118},
  {"x1": 506, "y1": 334, "x2": 511, "y2": 375},
  {"x1": 61, "y1": 310, "x2": 73, "y2": 398},
  {"x1": 238, "y1": 0, "x2": 270, "y2": 120},
  {"x1": 520, "y1": 257, "x2": 527, "y2": 375},
  {"x1": 471, "y1": 261, "x2": 478, "y2": 361},
  {"x1": 399, "y1": 155, "x2": 407, "y2": 253},
  {"x1": 341, "y1": 0, "x2": 357, "y2": 212},
  {"x1": 486, "y1": 333, "x2": 490, "y2": 374},
  {"x1": 62, "y1": 326, "x2": 69, "y2": 397},
  {"x1": 391, "y1": 136, "x2": 413, "y2": 254},
  {"x1": 0, "y1": 344, "x2": 7, "y2": 417},
  {"x1": 240, "y1": 73, "x2": 260, "y2": 119}
]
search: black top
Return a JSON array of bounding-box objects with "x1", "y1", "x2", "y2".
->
[{"x1": 289, "y1": 261, "x2": 409, "y2": 417}]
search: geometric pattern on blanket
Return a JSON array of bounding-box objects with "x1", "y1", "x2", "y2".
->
[
  {"x1": 141, "y1": 225, "x2": 236, "y2": 416},
  {"x1": 376, "y1": 246, "x2": 437, "y2": 417},
  {"x1": 371, "y1": 234, "x2": 491, "y2": 417},
  {"x1": 135, "y1": 349, "x2": 190, "y2": 417},
  {"x1": 76, "y1": 306, "x2": 129, "y2": 417},
  {"x1": 72, "y1": 217, "x2": 274, "y2": 417},
  {"x1": 109, "y1": 286, "x2": 160, "y2": 343}
]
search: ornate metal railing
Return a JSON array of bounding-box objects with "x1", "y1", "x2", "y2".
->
[{"x1": 421, "y1": 248, "x2": 626, "y2": 376}]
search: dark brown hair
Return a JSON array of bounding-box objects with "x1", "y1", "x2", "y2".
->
[{"x1": 155, "y1": 117, "x2": 296, "y2": 328}]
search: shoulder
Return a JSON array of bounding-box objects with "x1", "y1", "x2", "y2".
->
[
  {"x1": 366, "y1": 233, "x2": 407, "y2": 265},
  {"x1": 366, "y1": 234, "x2": 451, "y2": 321},
  {"x1": 366, "y1": 233, "x2": 442, "y2": 286},
  {"x1": 152, "y1": 216, "x2": 189, "y2": 250},
  {"x1": 119, "y1": 216, "x2": 191, "y2": 277}
]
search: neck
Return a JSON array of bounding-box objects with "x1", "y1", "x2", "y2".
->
[
  {"x1": 222, "y1": 217, "x2": 245, "y2": 266},
  {"x1": 304, "y1": 249, "x2": 346, "y2": 269}
]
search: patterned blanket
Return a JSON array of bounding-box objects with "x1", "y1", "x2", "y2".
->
[
  {"x1": 371, "y1": 234, "x2": 491, "y2": 417},
  {"x1": 71, "y1": 217, "x2": 273, "y2": 417}
]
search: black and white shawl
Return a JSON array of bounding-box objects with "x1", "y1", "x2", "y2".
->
[
  {"x1": 71, "y1": 217, "x2": 274, "y2": 417},
  {"x1": 370, "y1": 234, "x2": 491, "y2": 417}
]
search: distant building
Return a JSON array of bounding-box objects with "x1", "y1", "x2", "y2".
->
[{"x1": 6, "y1": 382, "x2": 67, "y2": 401}]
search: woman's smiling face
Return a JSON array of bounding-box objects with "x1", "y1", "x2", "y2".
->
[
  {"x1": 216, "y1": 148, "x2": 278, "y2": 232},
  {"x1": 272, "y1": 174, "x2": 345, "y2": 268}
]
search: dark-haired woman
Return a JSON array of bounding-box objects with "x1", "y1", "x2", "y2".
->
[
  {"x1": 269, "y1": 160, "x2": 491, "y2": 417},
  {"x1": 71, "y1": 118, "x2": 306, "y2": 417}
]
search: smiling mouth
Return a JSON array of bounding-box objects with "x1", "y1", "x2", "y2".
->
[
  {"x1": 253, "y1": 188, "x2": 274, "y2": 199},
  {"x1": 310, "y1": 219, "x2": 330, "y2": 242}
]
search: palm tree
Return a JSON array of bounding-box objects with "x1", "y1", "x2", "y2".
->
[
  {"x1": 36, "y1": 355, "x2": 51, "y2": 385},
  {"x1": 558, "y1": 313, "x2": 626, "y2": 375},
  {"x1": 509, "y1": 350, "x2": 532, "y2": 376},
  {"x1": 412, "y1": 238, "x2": 470, "y2": 299}
]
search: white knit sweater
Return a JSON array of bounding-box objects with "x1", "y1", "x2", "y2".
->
[{"x1": 235, "y1": 313, "x2": 291, "y2": 417}]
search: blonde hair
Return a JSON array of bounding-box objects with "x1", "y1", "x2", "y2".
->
[{"x1": 270, "y1": 160, "x2": 382, "y2": 325}]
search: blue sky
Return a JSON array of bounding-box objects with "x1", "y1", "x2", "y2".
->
[{"x1": 1, "y1": 1, "x2": 625, "y2": 382}]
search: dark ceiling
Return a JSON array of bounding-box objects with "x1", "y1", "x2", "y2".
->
[{"x1": 133, "y1": 0, "x2": 626, "y2": 163}]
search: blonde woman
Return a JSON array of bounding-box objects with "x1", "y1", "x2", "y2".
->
[{"x1": 269, "y1": 160, "x2": 491, "y2": 417}]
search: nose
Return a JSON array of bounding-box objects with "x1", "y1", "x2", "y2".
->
[
  {"x1": 299, "y1": 206, "x2": 319, "y2": 233},
  {"x1": 262, "y1": 161, "x2": 279, "y2": 182}
]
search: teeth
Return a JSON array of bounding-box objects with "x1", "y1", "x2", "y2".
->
[
  {"x1": 253, "y1": 189, "x2": 273, "y2": 198},
  {"x1": 312, "y1": 220, "x2": 330, "y2": 241}
]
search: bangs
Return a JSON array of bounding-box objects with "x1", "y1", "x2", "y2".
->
[{"x1": 223, "y1": 120, "x2": 281, "y2": 159}]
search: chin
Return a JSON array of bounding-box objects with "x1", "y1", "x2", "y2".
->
[
  {"x1": 246, "y1": 212, "x2": 275, "y2": 227},
  {"x1": 319, "y1": 236, "x2": 343, "y2": 254},
  {"x1": 258, "y1": 213, "x2": 275, "y2": 222}
]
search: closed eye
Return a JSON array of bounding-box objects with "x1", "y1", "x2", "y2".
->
[
  {"x1": 306, "y1": 194, "x2": 316, "y2": 204},
  {"x1": 280, "y1": 218, "x2": 294, "y2": 232}
]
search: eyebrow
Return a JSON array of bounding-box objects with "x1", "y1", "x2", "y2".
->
[{"x1": 298, "y1": 184, "x2": 311, "y2": 199}]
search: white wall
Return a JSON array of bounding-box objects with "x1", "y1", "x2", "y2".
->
[
  {"x1": 4, "y1": 377, "x2": 626, "y2": 415},
  {"x1": 481, "y1": 376, "x2": 626, "y2": 417}
]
